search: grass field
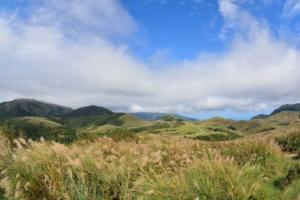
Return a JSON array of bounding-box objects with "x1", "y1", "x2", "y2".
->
[
  {"x1": 20, "y1": 117, "x2": 62, "y2": 128},
  {"x1": 1, "y1": 127, "x2": 300, "y2": 199}
]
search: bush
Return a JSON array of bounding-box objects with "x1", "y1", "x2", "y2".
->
[
  {"x1": 78, "y1": 132, "x2": 99, "y2": 142},
  {"x1": 275, "y1": 131, "x2": 300, "y2": 153},
  {"x1": 106, "y1": 129, "x2": 139, "y2": 142},
  {"x1": 257, "y1": 127, "x2": 276, "y2": 133},
  {"x1": 228, "y1": 125, "x2": 237, "y2": 130},
  {"x1": 279, "y1": 164, "x2": 300, "y2": 186}
]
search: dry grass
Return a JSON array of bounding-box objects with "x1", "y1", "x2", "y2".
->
[{"x1": 0, "y1": 130, "x2": 295, "y2": 200}]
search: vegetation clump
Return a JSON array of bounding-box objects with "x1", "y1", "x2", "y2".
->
[
  {"x1": 275, "y1": 131, "x2": 300, "y2": 153},
  {"x1": 95, "y1": 113, "x2": 126, "y2": 126},
  {"x1": 257, "y1": 127, "x2": 276, "y2": 133},
  {"x1": 279, "y1": 164, "x2": 300, "y2": 186},
  {"x1": 106, "y1": 129, "x2": 139, "y2": 142}
]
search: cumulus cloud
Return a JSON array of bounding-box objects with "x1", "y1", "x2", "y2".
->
[
  {"x1": 284, "y1": 0, "x2": 300, "y2": 17},
  {"x1": 0, "y1": 0, "x2": 300, "y2": 115}
]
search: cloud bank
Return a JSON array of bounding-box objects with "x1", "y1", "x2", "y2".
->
[{"x1": 0, "y1": 0, "x2": 300, "y2": 114}]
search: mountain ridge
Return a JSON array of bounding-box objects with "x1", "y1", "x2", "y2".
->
[
  {"x1": 129, "y1": 112, "x2": 198, "y2": 121},
  {"x1": 251, "y1": 103, "x2": 300, "y2": 120},
  {"x1": 0, "y1": 99, "x2": 73, "y2": 118},
  {"x1": 63, "y1": 105, "x2": 114, "y2": 117}
]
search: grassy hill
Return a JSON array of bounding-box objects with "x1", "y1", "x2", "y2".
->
[
  {"x1": 271, "y1": 103, "x2": 300, "y2": 115},
  {"x1": 0, "y1": 99, "x2": 72, "y2": 118},
  {"x1": 262, "y1": 111, "x2": 300, "y2": 126},
  {"x1": 129, "y1": 112, "x2": 198, "y2": 121},
  {"x1": 11, "y1": 117, "x2": 62, "y2": 128},
  {"x1": 64, "y1": 105, "x2": 113, "y2": 117},
  {"x1": 251, "y1": 114, "x2": 269, "y2": 119},
  {"x1": 118, "y1": 114, "x2": 149, "y2": 127},
  {"x1": 80, "y1": 114, "x2": 150, "y2": 134},
  {"x1": 0, "y1": 117, "x2": 77, "y2": 143},
  {"x1": 251, "y1": 102, "x2": 300, "y2": 120},
  {"x1": 160, "y1": 114, "x2": 183, "y2": 122},
  {"x1": 195, "y1": 117, "x2": 274, "y2": 136}
]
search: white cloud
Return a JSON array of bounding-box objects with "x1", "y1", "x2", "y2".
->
[
  {"x1": 0, "y1": 0, "x2": 300, "y2": 115},
  {"x1": 283, "y1": 0, "x2": 300, "y2": 17}
]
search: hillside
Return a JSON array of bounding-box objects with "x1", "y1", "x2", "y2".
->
[
  {"x1": 261, "y1": 111, "x2": 300, "y2": 126},
  {"x1": 118, "y1": 114, "x2": 149, "y2": 127},
  {"x1": 0, "y1": 117, "x2": 76, "y2": 143},
  {"x1": 251, "y1": 114, "x2": 269, "y2": 119},
  {"x1": 160, "y1": 114, "x2": 183, "y2": 122},
  {"x1": 82, "y1": 114, "x2": 150, "y2": 134},
  {"x1": 251, "y1": 102, "x2": 300, "y2": 120},
  {"x1": 129, "y1": 112, "x2": 198, "y2": 121},
  {"x1": 64, "y1": 105, "x2": 114, "y2": 117},
  {"x1": 196, "y1": 117, "x2": 275, "y2": 136},
  {"x1": 271, "y1": 103, "x2": 300, "y2": 115},
  {"x1": 0, "y1": 99, "x2": 72, "y2": 118},
  {"x1": 13, "y1": 117, "x2": 62, "y2": 128}
]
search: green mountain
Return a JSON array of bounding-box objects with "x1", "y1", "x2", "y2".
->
[
  {"x1": 251, "y1": 103, "x2": 300, "y2": 120},
  {"x1": 251, "y1": 114, "x2": 269, "y2": 120},
  {"x1": 0, "y1": 99, "x2": 73, "y2": 118},
  {"x1": 271, "y1": 103, "x2": 300, "y2": 115},
  {"x1": 129, "y1": 112, "x2": 198, "y2": 121},
  {"x1": 63, "y1": 105, "x2": 114, "y2": 117}
]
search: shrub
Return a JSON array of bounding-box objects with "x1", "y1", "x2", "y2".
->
[
  {"x1": 78, "y1": 132, "x2": 99, "y2": 142},
  {"x1": 275, "y1": 131, "x2": 300, "y2": 153},
  {"x1": 106, "y1": 129, "x2": 139, "y2": 142},
  {"x1": 228, "y1": 125, "x2": 237, "y2": 130},
  {"x1": 279, "y1": 164, "x2": 300, "y2": 186}
]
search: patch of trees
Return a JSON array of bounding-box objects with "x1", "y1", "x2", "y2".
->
[
  {"x1": 0, "y1": 120, "x2": 77, "y2": 143},
  {"x1": 106, "y1": 129, "x2": 139, "y2": 142},
  {"x1": 95, "y1": 113, "x2": 126, "y2": 126},
  {"x1": 186, "y1": 131, "x2": 196, "y2": 135},
  {"x1": 256, "y1": 127, "x2": 276, "y2": 133},
  {"x1": 227, "y1": 125, "x2": 237, "y2": 130},
  {"x1": 193, "y1": 132, "x2": 242, "y2": 141},
  {"x1": 129, "y1": 123, "x2": 171, "y2": 134}
]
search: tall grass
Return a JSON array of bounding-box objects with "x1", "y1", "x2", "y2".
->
[{"x1": 0, "y1": 131, "x2": 298, "y2": 199}]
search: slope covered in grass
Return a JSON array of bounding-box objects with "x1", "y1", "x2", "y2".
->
[
  {"x1": 251, "y1": 103, "x2": 300, "y2": 120},
  {"x1": 16, "y1": 117, "x2": 62, "y2": 128},
  {"x1": 1, "y1": 126, "x2": 300, "y2": 199},
  {"x1": 118, "y1": 114, "x2": 149, "y2": 127},
  {"x1": 196, "y1": 117, "x2": 274, "y2": 136},
  {"x1": 262, "y1": 111, "x2": 300, "y2": 126}
]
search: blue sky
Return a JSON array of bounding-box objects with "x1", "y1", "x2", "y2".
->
[{"x1": 1, "y1": 0, "x2": 300, "y2": 120}]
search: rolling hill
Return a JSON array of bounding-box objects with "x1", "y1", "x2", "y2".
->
[
  {"x1": 81, "y1": 113, "x2": 150, "y2": 134},
  {"x1": 129, "y1": 112, "x2": 198, "y2": 121},
  {"x1": 0, "y1": 99, "x2": 73, "y2": 118},
  {"x1": 196, "y1": 116, "x2": 276, "y2": 136},
  {"x1": 63, "y1": 105, "x2": 114, "y2": 117},
  {"x1": 251, "y1": 102, "x2": 300, "y2": 120}
]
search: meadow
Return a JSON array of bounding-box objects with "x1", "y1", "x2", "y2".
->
[{"x1": 0, "y1": 125, "x2": 300, "y2": 200}]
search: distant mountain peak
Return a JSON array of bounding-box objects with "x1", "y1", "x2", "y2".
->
[
  {"x1": 0, "y1": 99, "x2": 73, "y2": 118},
  {"x1": 251, "y1": 103, "x2": 300, "y2": 120},
  {"x1": 63, "y1": 105, "x2": 114, "y2": 117},
  {"x1": 129, "y1": 112, "x2": 198, "y2": 121}
]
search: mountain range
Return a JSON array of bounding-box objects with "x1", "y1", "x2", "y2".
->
[
  {"x1": 129, "y1": 112, "x2": 198, "y2": 121},
  {"x1": 251, "y1": 103, "x2": 300, "y2": 120},
  {"x1": 0, "y1": 99, "x2": 197, "y2": 121},
  {"x1": 1, "y1": 99, "x2": 300, "y2": 122},
  {"x1": 0, "y1": 99, "x2": 72, "y2": 118}
]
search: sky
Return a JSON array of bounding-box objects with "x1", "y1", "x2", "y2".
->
[{"x1": 1, "y1": 0, "x2": 300, "y2": 120}]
